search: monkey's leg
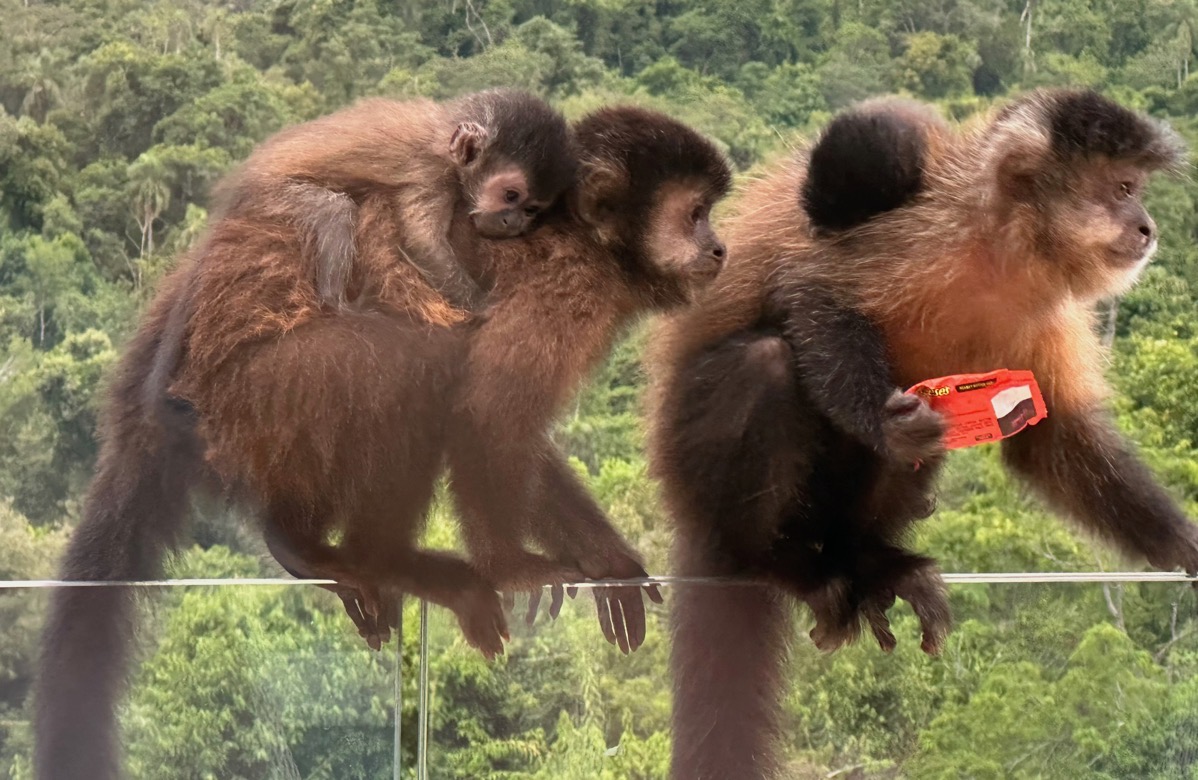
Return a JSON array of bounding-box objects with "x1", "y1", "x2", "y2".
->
[
  {"x1": 1003, "y1": 409, "x2": 1198, "y2": 575},
  {"x1": 523, "y1": 445, "x2": 663, "y2": 654},
  {"x1": 777, "y1": 283, "x2": 945, "y2": 463},
  {"x1": 274, "y1": 480, "x2": 508, "y2": 658}
]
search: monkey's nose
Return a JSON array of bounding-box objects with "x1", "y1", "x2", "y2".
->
[
  {"x1": 711, "y1": 242, "x2": 726, "y2": 263},
  {"x1": 1139, "y1": 220, "x2": 1155, "y2": 243}
]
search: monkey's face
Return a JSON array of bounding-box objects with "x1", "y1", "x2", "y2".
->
[
  {"x1": 644, "y1": 180, "x2": 728, "y2": 290},
  {"x1": 467, "y1": 163, "x2": 555, "y2": 239},
  {"x1": 1043, "y1": 161, "x2": 1159, "y2": 297}
]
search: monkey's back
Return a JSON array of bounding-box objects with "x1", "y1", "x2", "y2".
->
[
  {"x1": 167, "y1": 205, "x2": 466, "y2": 510},
  {"x1": 221, "y1": 98, "x2": 450, "y2": 201}
]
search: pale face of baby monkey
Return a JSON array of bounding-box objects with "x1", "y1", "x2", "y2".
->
[{"x1": 448, "y1": 90, "x2": 576, "y2": 240}]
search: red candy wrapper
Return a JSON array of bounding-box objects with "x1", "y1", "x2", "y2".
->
[{"x1": 906, "y1": 369, "x2": 1048, "y2": 451}]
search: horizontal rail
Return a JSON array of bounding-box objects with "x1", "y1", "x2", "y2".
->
[{"x1": 0, "y1": 571, "x2": 1194, "y2": 589}]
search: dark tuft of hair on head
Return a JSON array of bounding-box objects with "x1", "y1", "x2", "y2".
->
[
  {"x1": 573, "y1": 106, "x2": 733, "y2": 201},
  {"x1": 454, "y1": 89, "x2": 579, "y2": 200},
  {"x1": 801, "y1": 107, "x2": 929, "y2": 232},
  {"x1": 1041, "y1": 89, "x2": 1187, "y2": 172}
]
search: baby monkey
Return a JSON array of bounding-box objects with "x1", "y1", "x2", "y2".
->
[{"x1": 216, "y1": 88, "x2": 576, "y2": 311}]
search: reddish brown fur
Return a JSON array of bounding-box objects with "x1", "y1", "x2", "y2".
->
[
  {"x1": 650, "y1": 89, "x2": 1192, "y2": 780},
  {"x1": 213, "y1": 90, "x2": 574, "y2": 312},
  {"x1": 34, "y1": 104, "x2": 729, "y2": 780}
]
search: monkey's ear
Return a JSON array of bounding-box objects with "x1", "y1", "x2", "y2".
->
[
  {"x1": 983, "y1": 115, "x2": 1052, "y2": 198},
  {"x1": 450, "y1": 121, "x2": 490, "y2": 167},
  {"x1": 574, "y1": 161, "x2": 627, "y2": 242}
]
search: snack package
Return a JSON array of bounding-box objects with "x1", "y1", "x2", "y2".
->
[{"x1": 905, "y1": 369, "x2": 1048, "y2": 451}]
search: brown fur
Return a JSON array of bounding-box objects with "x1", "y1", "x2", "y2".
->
[
  {"x1": 214, "y1": 90, "x2": 575, "y2": 312},
  {"x1": 649, "y1": 89, "x2": 1192, "y2": 780},
  {"x1": 33, "y1": 105, "x2": 729, "y2": 780}
]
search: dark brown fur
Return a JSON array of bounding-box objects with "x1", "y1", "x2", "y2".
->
[
  {"x1": 33, "y1": 105, "x2": 729, "y2": 780},
  {"x1": 649, "y1": 89, "x2": 1191, "y2": 780}
]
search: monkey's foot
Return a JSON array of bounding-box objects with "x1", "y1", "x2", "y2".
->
[
  {"x1": 883, "y1": 389, "x2": 946, "y2": 465},
  {"x1": 452, "y1": 586, "x2": 509, "y2": 660},
  {"x1": 892, "y1": 566, "x2": 951, "y2": 655},
  {"x1": 327, "y1": 579, "x2": 394, "y2": 651},
  {"x1": 1146, "y1": 522, "x2": 1198, "y2": 584},
  {"x1": 805, "y1": 578, "x2": 861, "y2": 653}
]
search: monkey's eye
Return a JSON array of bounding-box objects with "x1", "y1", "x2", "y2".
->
[
  {"x1": 1118, "y1": 182, "x2": 1133, "y2": 199},
  {"x1": 690, "y1": 206, "x2": 705, "y2": 224},
  {"x1": 524, "y1": 205, "x2": 540, "y2": 217},
  {"x1": 504, "y1": 189, "x2": 522, "y2": 204}
]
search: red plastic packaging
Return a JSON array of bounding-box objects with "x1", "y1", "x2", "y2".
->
[{"x1": 905, "y1": 369, "x2": 1048, "y2": 451}]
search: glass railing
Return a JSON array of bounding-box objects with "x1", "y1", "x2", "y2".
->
[{"x1": 4, "y1": 573, "x2": 1197, "y2": 779}]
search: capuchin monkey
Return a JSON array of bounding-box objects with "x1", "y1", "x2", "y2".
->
[
  {"x1": 649, "y1": 89, "x2": 1191, "y2": 780},
  {"x1": 33, "y1": 104, "x2": 731, "y2": 780}
]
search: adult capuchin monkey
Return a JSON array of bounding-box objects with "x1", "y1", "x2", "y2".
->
[
  {"x1": 135, "y1": 88, "x2": 576, "y2": 645},
  {"x1": 34, "y1": 104, "x2": 731, "y2": 780},
  {"x1": 649, "y1": 88, "x2": 1193, "y2": 780}
]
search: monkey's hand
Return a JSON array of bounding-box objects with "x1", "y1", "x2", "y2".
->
[
  {"x1": 478, "y1": 549, "x2": 585, "y2": 594},
  {"x1": 333, "y1": 584, "x2": 399, "y2": 652},
  {"x1": 882, "y1": 389, "x2": 946, "y2": 466},
  {"x1": 584, "y1": 554, "x2": 664, "y2": 655},
  {"x1": 522, "y1": 545, "x2": 664, "y2": 654}
]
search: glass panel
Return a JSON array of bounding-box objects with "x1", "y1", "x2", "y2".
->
[
  {"x1": 417, "y1": 576, "x2": 1198, "y2": 780},
  {"x1": 1, "y1": 582, "x2": 410, "y2": 780}
]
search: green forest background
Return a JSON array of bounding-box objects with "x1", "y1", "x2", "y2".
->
[{"x1": 2, "y1": 0, "x2": 1198, "y2": 777}]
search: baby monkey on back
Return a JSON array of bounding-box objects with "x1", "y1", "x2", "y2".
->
[
  {"x1": 652, "y1": 89, "x2": 1192, "y2": 780},
  {"x1": 217, "y1": 88, "x2": 575, "y2": 312}
]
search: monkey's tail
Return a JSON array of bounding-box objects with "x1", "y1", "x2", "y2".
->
[
  {"x1": 34, "y1": 345, "x2": 199, "y2": 780},
  {"x1": 669, "y1": 540, "x2": 792, "y2": 780}
]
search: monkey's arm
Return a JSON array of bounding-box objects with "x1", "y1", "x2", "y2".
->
[
  {"x1": 777, "y1": 282, "x2": 943, "y2": 463},
  {"x1": 1002, "y1": 407, "x2": 1198, "y2": 575},
  {"x1": 447, "y1": 283, "x2": 611, "y2": 588},
  {"x1": 446, "y1": 272, "x2": 660, "y2": 649},
  {"x1": 524, "y1": 447, "x2": 662, "y2": 653},
  {"x1": 392, "y1": 183, "x2": 484, "y2": 310}
]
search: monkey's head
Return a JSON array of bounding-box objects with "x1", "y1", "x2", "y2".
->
[
  {"x1": 978, "y1": 89, "x2": 1187, "y2": 299},
  {"x1": 572, "y1": 106, "x2": 732, "y2": 295},
  {"x1": 448, "y1": 89, "x2": 577, "y2": 240}
]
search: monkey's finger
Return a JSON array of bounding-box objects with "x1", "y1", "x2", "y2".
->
[
  {"x1": 623, "y1": 589, "x2": 647, "y2": 652},
  {"x1": 864, "y1": 605, "x2": 896, "y2": 653},
  {"x1": 338, "y1": 594, "x2": 373, "y2": 636},
  {"x1": 549, "y1": 585, "x2": 565, "y2": 619},
  {"x1": 645, "y1": 584, "x2": 664, "y2": 604},
  {"x1": 594, "y1": 592, "x2": 617, "y2": 646},
  {"x1": 525, "y1": 589, "x2": 543, "y2": 626},
  {"x1": 567, "y1": 586, "x2": 579, "y2": 599},
  {"x1": 613, "y1": 594, "x2": 632, "y2": 656}
]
